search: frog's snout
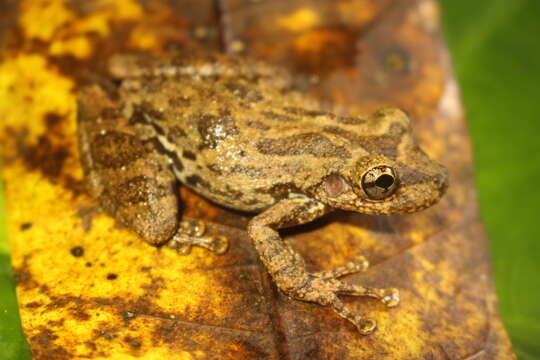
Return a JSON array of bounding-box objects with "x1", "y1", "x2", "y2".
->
[{"x1": 432, "y1": 165, "x2": 449, "y2": 195}]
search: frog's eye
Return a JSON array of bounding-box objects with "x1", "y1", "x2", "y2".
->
[{"x1": 361, "y1": 166, "x2": 398, "y2": 200}]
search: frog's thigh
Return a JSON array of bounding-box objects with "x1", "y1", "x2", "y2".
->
[{"x1": 78, "y1": 85, "x2": 180, "y2": 245}]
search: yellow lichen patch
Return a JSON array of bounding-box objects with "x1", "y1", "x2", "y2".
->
[
  {"x1": 126, "y1": 2, "x2": 180, "y2": 51},
  {"x1": 276, "y1": 8, "x2": 320, "y2": 32},
  {"x1": 19, "y1": 0, "x2": 143, "y2": 58},
  {"x1": 127, "y1": 25, "x2": 161, "y2": 51},
  {"x1": 0, "y1": 54, "x2": 75, "y2": 143},
  {"x1": 19, "y1": 0, "x2": 74, "y2": 40}
]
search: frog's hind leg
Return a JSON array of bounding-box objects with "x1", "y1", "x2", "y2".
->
[
  {"x1": 77, "y1": 85, "x2": 180, "y2": 245},
  {"x1": 166, "y1": 218, "x2": 229, "y2": 255}
]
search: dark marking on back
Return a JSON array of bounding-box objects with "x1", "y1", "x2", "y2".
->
[
  {"x1": 196, "y1": 111, "x2": 239, "y2": 148},
  {"x1": 322, "y1": 126, "x2": 361, "y2": 146},
  {"x1": 128, "y1": 104, "x2": 146, "y2": 125},
  {"x1": 360, "y1": 134, "x2": 400, "y2": 159},
  {"x1": 185, "y1": 174, "x2": 210, "y2": 189},
  {"x1": 322, "y1": 126, "x2": 401, "y2": 159},
  {"x1": 206, "y1": 163, "x2": 223, "y2": 175},
  {"x1": 182, "y1": 150, "x2": 196, "y2": 160},
  {"x1": 229, "y1": 165, "x2": 266, "y2": 178},
  {"x1": 142, "y1": 137, "x2": 184, "y2": 172},
  {"x1": 256, "y1": 183, "x2": 302, "y2": 202},
  {"x1": 335, "y1": 115, "x2": 367, "y2": 125},
  {"x1": 256, "y1": 133, "x2": 350, "y2": 158},
  {"x1": 283, "y1": 107, "x2": 332, "y2": 118}
]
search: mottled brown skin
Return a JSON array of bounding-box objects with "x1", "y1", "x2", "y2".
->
[{"x1": 77, "y1": 53, "x2": 448, "y2": 334}]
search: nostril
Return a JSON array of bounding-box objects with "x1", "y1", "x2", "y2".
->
[{"x1": 434, "y1": 172, "x2": 449, "y2": 192}]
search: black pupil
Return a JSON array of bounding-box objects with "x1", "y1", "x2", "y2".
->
[{"x1": 375, "y1": 174, "x2": 394, "y2": 189}]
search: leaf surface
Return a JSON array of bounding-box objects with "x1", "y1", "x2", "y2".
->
[{"x1": 0, "y1": 0, "x2": 516, "y2": 358}]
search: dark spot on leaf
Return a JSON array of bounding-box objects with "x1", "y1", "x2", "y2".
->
[
  {"x1": 106, "y1": 273, "x2": 118, "y2": 280},
  {"x1": 124, "y1": 336, "x2": 142, "y2": 349},
  {"x1": 21, "y1": 136, "x2": 69, "y2": 179},
  {"x1": 121, "y1": 311, "x2": 139, "y2": 322},
  {"x1": 25, "y1": 301, "x2": 42, "y2": 308},
  {"x1": 30, "y1": 326, "x2": 72, "y2": 359},
  {"x1": 20, "y1": 222, "x2": 32, "y2": 231},
  {"x1": 70, "y1": 246, "x2": 84, "y2": 257},
  {"x1": 44, "y1": 112, "x2": 63, "y2": 128}
]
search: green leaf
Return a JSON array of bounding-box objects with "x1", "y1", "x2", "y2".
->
[
  {"x1": 439, "y1": 0, "x2": 540, "y2": 358},
  {"x1": 0, "y1": 177, "x2": 32, "y2": 360}
]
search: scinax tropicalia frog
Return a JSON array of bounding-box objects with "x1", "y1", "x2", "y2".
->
[{"x1": 77, "y1": 53, "x2": 448, "y2": 335}]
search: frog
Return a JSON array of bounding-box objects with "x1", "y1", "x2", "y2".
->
[{"x1": 77, "y1": 53, "x2": 448, "y2": 335}]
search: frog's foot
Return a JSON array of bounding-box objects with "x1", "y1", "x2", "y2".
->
[
  {"x1": 292, "y1": 276, "x2": 399, "y2": 335},
  {"x1": 311, "y1": 255, "x2": 370, "y2": 280},
  {"x1": 166, "y1": 219, "x2": 229, "y2": 255}
]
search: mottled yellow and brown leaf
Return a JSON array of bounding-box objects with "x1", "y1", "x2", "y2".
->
[{"x1": 0, "y1": 0, "x2": 515, "y2": 359}]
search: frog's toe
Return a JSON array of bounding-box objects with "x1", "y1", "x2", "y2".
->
[
  {"x1": 380, "y1": 288, "x2": 400, "y2": 307},
  {"x1": 327, "y1": 292, "x2": 377, "y2": 335},
  {"x1": 312, "y1": 255, "x2": 369, "y2": 280},
  {"x1": 210, "y1": 236, "x2": 229, "y2": 254},
  {"x1": 167, "y1": 238, "x2": 193, "y2": 255},
  {"x1": 354, "y1": 317, "x2": 377, "y2": 335},
  {"x1": 166, "y1": 231, "x2": 228, "y2": 255},
  {"x1": 179, "y1": 219, "x2": 206, "y2": 237}
]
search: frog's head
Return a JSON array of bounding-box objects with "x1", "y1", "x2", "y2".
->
[{"x1": 317, "y1": 108, "x2": 448, "y2": 215}]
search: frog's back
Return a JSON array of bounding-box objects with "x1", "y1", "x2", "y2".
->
[{"x1": 115, "y1": 55, "x2": 371, "y2": 212}]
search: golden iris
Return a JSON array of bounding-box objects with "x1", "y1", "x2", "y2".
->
[{"x1": 361, "y1": 166, "x2": 398, "y2": 200}]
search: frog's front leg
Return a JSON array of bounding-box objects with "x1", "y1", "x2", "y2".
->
[{"x1": 247, "y1": 195, "x2": 399, "y2": 335}]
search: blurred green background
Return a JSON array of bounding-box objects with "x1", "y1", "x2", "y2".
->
[
  {"x1": 439, "y1": 0, "x2": 540, "y2": 358},
  {"x1": 1, "y1": 0, "x2": 539, "y2": 359}
]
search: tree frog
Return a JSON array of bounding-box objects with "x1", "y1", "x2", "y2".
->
[{"x1": 77, "y1": 53, "x2": 448, "y2": 335}]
